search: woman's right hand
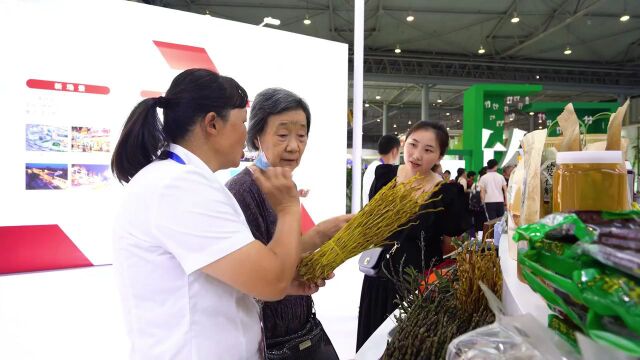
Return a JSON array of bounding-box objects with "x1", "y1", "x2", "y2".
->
[
  {"x1": 301, "y1": 214, "x2": 355, "y2": 253},
  {"x1": 250, "y1": 165, "x2": 299, "y2": 215}
]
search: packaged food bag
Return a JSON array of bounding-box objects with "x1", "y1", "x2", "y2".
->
[
  {"x1": 446, "y1": 282, "x2": 580, "y2": 360},
  {"x1": 507, "y1": 160, "x2": 525, "y2": 260},
  {"x1": 521, "y1": 130, "x2": 547, "y2": 225}
]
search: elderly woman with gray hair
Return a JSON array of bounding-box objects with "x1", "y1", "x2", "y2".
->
[{"x1": 226, "y1": 88, "x2": 350, "y2": 359}]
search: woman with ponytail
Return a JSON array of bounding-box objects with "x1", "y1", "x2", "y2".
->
[{"x1": 112, "y1": 69, "x2": 343, "y2": 359}]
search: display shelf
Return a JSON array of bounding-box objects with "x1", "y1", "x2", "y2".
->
[
  {"x1": 500, "y1": 235, "x2": 637, "y2": 360},
  {"x1": 499, "y1": 235, "x2": 550, "y2": 322},
  {"x1": 355, "y1": 237, "x2": 550, "y2": 360},
  {"x1": 352, "y1": 235, "x2": 638, "y2": 360},
  {"x1": 355, "y1": 309, "x2": 398, "y2": 359}
]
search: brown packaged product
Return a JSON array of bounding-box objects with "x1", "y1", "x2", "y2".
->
[
  {"x1": 606, "y1": 99, "x2": 629, "y2": 152},
  {"x1": 520, "y1": 130, "x2": 547, "y2": 225},
  {"x1": 540, "y1": 148, "x2": 557, "y2": 217},
  {"x1": 507, "y1": 160, "x2": 525, "y2": 260},
  {"x1": 557, "y1": 103, "x2": 582, "y2": 152}
]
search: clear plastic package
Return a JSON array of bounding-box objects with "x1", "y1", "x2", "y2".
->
[{"x1": 446, "y1": 283, "x2": 579, "y2": 360}]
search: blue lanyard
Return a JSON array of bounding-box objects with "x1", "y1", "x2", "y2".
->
[
  {"x1": 379, "y1": 158, "x2": 385, "y2": 165},
  {"x1": 166, "y1": 151, "x2": 186, "y2": 165}
]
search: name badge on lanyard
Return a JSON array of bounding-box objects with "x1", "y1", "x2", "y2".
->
[{"x1": 166, "y1": 151, "x2": 186, "y2": 165}]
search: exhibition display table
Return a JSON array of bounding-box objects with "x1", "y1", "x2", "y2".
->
[{"x1": 355, "y1": 237, "x2": 550, "y2": 360}]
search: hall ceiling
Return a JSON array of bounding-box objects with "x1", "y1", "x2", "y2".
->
[{"x1": 140, "y1": 0, "x2": 640, "y2": 143}]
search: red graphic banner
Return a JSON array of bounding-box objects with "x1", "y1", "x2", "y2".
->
[
  {"x1": 153, "y1": 40, "x2": 218, "y2": 72},
  {"x1": 301, "y1": 204, "x2": 315, "y2": 235},
  {"x1": 26, "y1": 79, "x2": 110, "y2": 95},
  {"x1": 0, "y1": 225, "x2": 93, "y2": 275},
  {"x1": 140, "y1": 90, "x2": 164, "y2": 98}
]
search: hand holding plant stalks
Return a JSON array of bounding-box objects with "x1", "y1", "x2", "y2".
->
[{"x1": 297, "y1": 175, "x2": 444, "y2": 283}]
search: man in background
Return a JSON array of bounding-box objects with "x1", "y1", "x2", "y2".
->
[
  {"x1": 362, "y1": 134, "x2": 400, "y2": 207},
  {"x1": 432, "y1": 163, "x2": 444, "y2": 179},
  {"x1": 443, "y1": 170, "x2": 452, "y2": 182},
  {"x1": 466, "y1": 171, "x2": 476, "y2": 190},
  {"x1": 479, "y1": 159, "x2": 508, "y2": 220},
  {"x1": 502, "y1": 164, "x2": 515, "y2": 186}
]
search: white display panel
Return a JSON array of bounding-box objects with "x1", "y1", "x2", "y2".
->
[
  {"x1": 0, "y1": 0, "x2": 348, "y2": 266},
  {"x1": 440, "y1": 160, "x2": 467, "y2": 178}
]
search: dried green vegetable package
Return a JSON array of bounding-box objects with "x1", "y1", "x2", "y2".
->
[
  {"x1": 549, "y1": 314, "x2": 582, "y2": 352},
  {"x1": 577, "y1": 244, "x2": 640, "y2": 279},
  {"x1": 513, "y1": 213, "x2": 595, "y2": 246},
  {"x1": 575, "y1": 268, "x2": 640, "y2": 336}
]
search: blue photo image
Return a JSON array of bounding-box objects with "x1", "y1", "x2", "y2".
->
[
  {"x1": 25, "y1": 163, "x2": 68, "y2": 190},
  {"x1": 26, "y1": 124, "x2": 69, "y2": 152}
]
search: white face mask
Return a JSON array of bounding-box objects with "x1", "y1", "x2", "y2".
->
[{"x1": 255, "y1": 138, "x2": 271, "y2": 170}]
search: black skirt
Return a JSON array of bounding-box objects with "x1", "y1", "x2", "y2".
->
[{"x1": 356, "y1": 275, "x2": 398, "y2": 351}]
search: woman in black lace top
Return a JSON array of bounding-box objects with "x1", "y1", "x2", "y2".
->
[
  {"x1": 356, "y1": 121, "x2": 471, "y2": 351},
  {"x1": 227, "y1": 88, "x2": 350, "y2": 359}
]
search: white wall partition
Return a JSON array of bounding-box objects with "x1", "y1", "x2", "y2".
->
[
  {"x1": 0, "y1": 0, "x2": 348, "y2": 265},
  {"x1": 0, "y1": 1, "x2": 355, "y2": 359}
]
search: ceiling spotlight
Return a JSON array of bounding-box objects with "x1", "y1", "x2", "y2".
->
[
  {"x1": 478, "y1": 45, "x2": 486, "y2": 54},
  {"x1": 303, "y1": 15, "x2": 311, "y2": 25},
  {"x1": 408, "y1": 120, "x2": 412, "y2": 124},
  {"x1": 456, "y1": 119, "x2": 461, "y2": 123},
  {"x1": 395, "y1": 131, "x2": 398, "y2": 135},
  {"x1": 539, "y1": 126, "x2": 543, "y2": 129},
  {"x1": 365, "y1": 102, "x2": 370, "y2": 107},
  {"x1": 437, "y1": 98, "x2": 443, "y2": 103},
  {"x1": 393, "y1": 124, "x2": 397, "y2": 128},
  {"x1": 406, "y1": 14, "x2": 415, "y2": 22},
  {"x1": 529, "y1": 112, "x2": 535, "y2": 115},
  {"x1": 375, "y1": 95, "x2": 381, "y2": 100},
  {"x1": 258, "y1": 16, "x2": 281, "y2": 27},
  {"x1": 446, "y1": 112, "x2": 450, "y2": 116},
  {"x1": 564, "y1": 46, "x2": 572, "y2": 55},
  {"x1": 620, "y1": 14, "x2": 630, "y2": 22},
  {"x1": 539, "y1": 119, "x2": 543, "y2": 123},
  {"x1": 535, "y1": 75, "x2": 540, "y2": 79},
  {"x1": 376, "y1": 118, "x2": 380, "y2": 122},
  {"x1": 447, "y1": 127, "x2": 450, "y2": 130},
  {"x1": 511, "y1": 12, "x2": 520, "y2": 23},
  {"x1": 394, "y1": 45, "x2": 402, "y2": 54}
]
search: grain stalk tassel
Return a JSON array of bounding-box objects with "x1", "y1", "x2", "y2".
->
[{"x1": 298, "y1": 176, "x2": 443, "y2": 282}]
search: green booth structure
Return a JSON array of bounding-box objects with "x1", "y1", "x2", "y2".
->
[
  {"x1": 462, "y1": 84, "x2": 542, "y2": 172},
  {"x1": 522, "y1": 102, "x2": 619, "y2": 137},
  {"x1": 459, "y1": 84, "x2": 619, "y2": 172}
]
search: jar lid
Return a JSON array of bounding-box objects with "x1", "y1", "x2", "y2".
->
[{"x1": 556, "y1": 151, "x2": 623, "y2": 164}]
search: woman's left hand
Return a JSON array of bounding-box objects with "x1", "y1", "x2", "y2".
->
[{"x1": 286, "y1": 273, "x2": 335, "y2": 296}]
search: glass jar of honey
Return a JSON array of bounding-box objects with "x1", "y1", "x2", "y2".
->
[{"x1": 553, "y1": 151, "x2": 630, "y2": 212}]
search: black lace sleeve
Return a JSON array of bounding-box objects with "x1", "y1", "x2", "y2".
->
[{"x1": 439, "y1": 182, "x2": 472, "y2": 237}]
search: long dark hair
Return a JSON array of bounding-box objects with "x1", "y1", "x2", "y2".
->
[{"x1": 111, "y1": 69, "x2": 248, "y2": 183}]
